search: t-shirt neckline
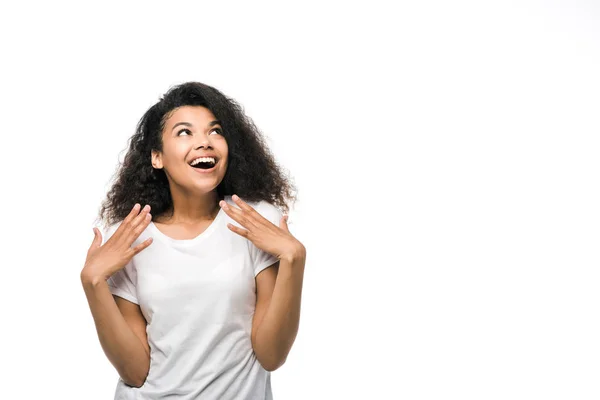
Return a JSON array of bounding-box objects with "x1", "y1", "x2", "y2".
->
[{"x1": 148, "y1": 200, "x2": 226, "y2": 246}]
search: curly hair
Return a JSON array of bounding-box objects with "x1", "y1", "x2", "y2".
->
[{"x1": 96, "y1": 81, "x2": 297, "y2": 230}]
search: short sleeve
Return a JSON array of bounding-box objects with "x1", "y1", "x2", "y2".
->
[
  {"x1": 99, "y1": 222, "x2": 139, "y2": 305},
  {"x1": 250, "y1": 201, "x2": 284, "y2": 276}
]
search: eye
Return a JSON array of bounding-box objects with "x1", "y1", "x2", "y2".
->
[{"x1": 177, "y1": 128, "x2": 222, "y2": 136}]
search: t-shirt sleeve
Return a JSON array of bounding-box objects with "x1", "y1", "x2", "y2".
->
[
  {"x1": 250, "y1": 201, "x2": 284, "y2": 277},
  {"x1": 99, "y1": 222, "x2": 139, "y2": 305}
]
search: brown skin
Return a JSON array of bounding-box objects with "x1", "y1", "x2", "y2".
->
[
  {"x1": 81, "y1": 204, "x2": 155, "y2": 387},
  {"x1": 218, "y1": 195, "x2": 306, "y2": 370},
  {"x1": 151, "y1": 105, "x2": 229, "y2": 234},
  {"x1": 145, "y1": 106, "x2": 304, "y2": 371},
  {"x1": 149, "y1": 104, "x2": 301, "y2": 371},
  {"x1": 82, "y1": 104, "x2": 299, "y2": 386}
]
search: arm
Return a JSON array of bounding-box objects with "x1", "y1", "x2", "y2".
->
[
  {"x1": 80, "y1": 272, "x2": 150, "y2": 387},
  {"x1": 251, "y1": 247, "x2": 306, "y2": 371}
]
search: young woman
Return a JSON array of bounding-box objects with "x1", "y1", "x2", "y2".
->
[{"x1": 80, "y1": 81, "x2": 306, "y2": 399}]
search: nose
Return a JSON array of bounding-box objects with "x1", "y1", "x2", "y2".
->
[{"x1": 194, "y1": 131, "x2": 212, "y2": 149}]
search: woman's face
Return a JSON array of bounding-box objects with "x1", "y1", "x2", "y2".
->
[{"x1": 151, "y1": 105, "x2": 228, "y2": 194}]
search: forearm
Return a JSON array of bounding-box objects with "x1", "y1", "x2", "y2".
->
[
  {"x1": 80, "y1": 273, "x2": 150, "y2": 387},
  {"x1": 254, "y1": 252, "x2": 306, "y2": 370}
]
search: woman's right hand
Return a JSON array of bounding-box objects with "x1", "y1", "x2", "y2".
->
[{"x1": 81, "y1": 203, "x2": 153, "y2": 282}]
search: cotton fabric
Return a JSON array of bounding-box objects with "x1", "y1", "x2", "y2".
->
[{"x1": 101, "y1": 195, "x2": 282, "y2": 399}]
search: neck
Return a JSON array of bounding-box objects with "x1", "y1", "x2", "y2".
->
[{"x1": 160, "y1": 188, "x2": 221, "y2": 225}]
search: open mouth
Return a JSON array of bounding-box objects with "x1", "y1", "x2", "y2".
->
[
  {"x1": 189, "y1": 157, "x2": 218, "y2": 171},
  {"x1": 190, "y1": 161, "x2": 216, "y2": 170}
]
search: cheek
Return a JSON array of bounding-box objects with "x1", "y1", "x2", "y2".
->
[
  {"x1": 163, "y1": 149, "x2": 189, "y2": 171},
  {"x1": 219, "y1": 145, "x2": 229, "y2": 169},
  {"x1": 220, "y1": 142, "x2": 229, "y2": 158},
  {"x1": 220, "y1": 154, "x2": 228, "y2": 169}
]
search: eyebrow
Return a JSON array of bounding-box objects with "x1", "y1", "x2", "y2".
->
[{"x1": 171, "y1": 120, "x2": 222, "y2": 132}]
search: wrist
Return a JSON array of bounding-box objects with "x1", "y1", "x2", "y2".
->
[
  {"x1": 278, "y1": 244, "x2": 306, "y2": 264},
  {"x1": 80, "y1": 267, "x2": 107, "y2": 286}
]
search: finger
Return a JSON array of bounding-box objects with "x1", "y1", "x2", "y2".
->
[
  {"x1": 125, "y1": 215, "x2": 152, "y2": 250},
  {"x1": 123, "y1": 203, "x2": 142, "y2": 225},
  {"x1": 131, "y1": 237, "x2": 153, "y2": 256},
  {"x1": 231, "y1": 195, "x2": 267, "y2": 227},
  {"x1": 125, "y1": 205, "x2": 152, "y2": 243},
  {"x1": 231, "y1": 195, "x2": 258, "y2": 215},
  {"x1": 113, "y1": 203, "x2": 141, "y2": 241},
  {"x1": 227, "y1": 223, "x2": 249, "y2": 238},
  {"x1": 221, "y1": 200, "x2": 258, "y2": 230},
  {"x1": 131, "y1": 204, "x2": 151, "y2": 228},
  {"x1": 89, "y1": 227, "x2": 102, "y2": 251},
  {"x1": 131, "y1": 212, "x2": 152, "y2": 239},
  {"x1": 279, "y1": 215, "x2": 290, "y2": 231}
]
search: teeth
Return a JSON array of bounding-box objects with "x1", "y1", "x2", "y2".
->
[{"x1": 190, "y1": 157, "x2": 216, "y2": 166}]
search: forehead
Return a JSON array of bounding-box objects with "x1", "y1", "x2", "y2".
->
[{"x1": 165, "y1": 106, "x2": 217, "y2": 126}]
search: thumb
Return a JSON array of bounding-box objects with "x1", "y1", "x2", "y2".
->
[
  {"x1": 89, "y1": 227, "x2": 102, "y2": 250},
  {"x1": 279, "y1": 214, "x2": 290, "y2": 231}
]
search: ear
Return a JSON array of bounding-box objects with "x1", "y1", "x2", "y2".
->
[{"x1": 151, "y1": 150, "x2": 163, "y2": 169}]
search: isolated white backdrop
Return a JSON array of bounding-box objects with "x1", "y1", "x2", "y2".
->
[{"x1": 1, "y1": 0, "x2": 599, "y2": 399}]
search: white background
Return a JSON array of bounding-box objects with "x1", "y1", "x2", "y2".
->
[{"x1": 1, "y1": 1, "x2": 599, "y2": 399}]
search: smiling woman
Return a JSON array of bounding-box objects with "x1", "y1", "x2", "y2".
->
[
  {"x1": 98, "y1": 82, "x2": 296, "y2": 226},
  {"x1": 81, "y1": 81, "x2": 305, "y2": 400},
  {"x1": 148, "y1": 104, "x2": 230, "y2": 222}
]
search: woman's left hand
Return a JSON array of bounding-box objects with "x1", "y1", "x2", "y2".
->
[{"x1": 219, "y1": 194, "x2": 305, "y2": 261}]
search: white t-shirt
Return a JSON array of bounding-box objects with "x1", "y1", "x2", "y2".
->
[{"x1": 100, "y1": 195, "x2": 282, "y2": 400}]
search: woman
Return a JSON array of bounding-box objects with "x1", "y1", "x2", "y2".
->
[{"x1": 80, "y1": 81, "x2": 306, "y2": 399}]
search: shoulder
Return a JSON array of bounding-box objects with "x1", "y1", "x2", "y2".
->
[
  {"x1": 100, "y1": 221, "x2": 119, "y2": 245},
  {"x1": 100, "y1": 220, "x2": 128, "y2": 246},
  {"x1": 251, "y1": 199, "x2": 283, "y2": 225},
  {"x1": 227, "y1": 196, "x2": 283, "y2": 227}
]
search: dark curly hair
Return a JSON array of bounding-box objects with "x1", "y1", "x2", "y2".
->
[{"x1": 96, "y1": 81, "x2": 297, "y2": 230}]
